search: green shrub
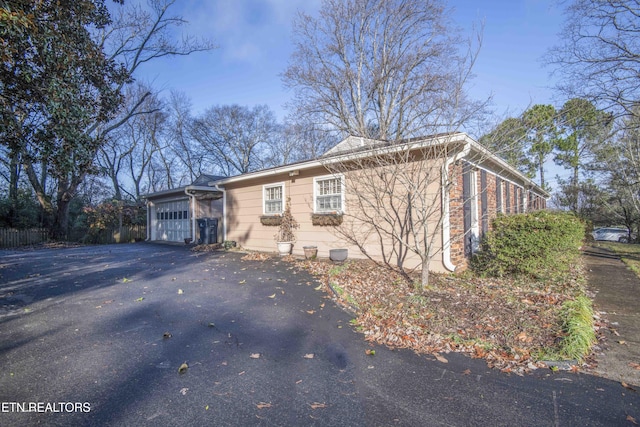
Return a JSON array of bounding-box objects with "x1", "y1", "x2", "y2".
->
[{"x1": 473, "y1": 211, "x2": 585, "y2": 280}]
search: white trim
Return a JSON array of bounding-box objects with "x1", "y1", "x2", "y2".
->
[
  {"x1": 208, "y1": 133, "x2": 548, "y2": 199},
  {"x1": 469, "y1": 169, "x2": 480, "y2": 253},
  {"x1": 262, "y1": 182, "x2": 285, "y2": 215},
  {"x1": 496, "y1": 178, "x2": 503, "y2": 214},
  {"x1": 462, "y1": 160, "x2": 544, "y2": 199},
  {"x1": 313, "y1": 173, "x2": 345, "y2": 214},
  {"x1": 441, "y1": 144, "x2": 471, "y2": 272}
]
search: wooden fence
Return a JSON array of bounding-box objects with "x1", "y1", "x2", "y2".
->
[
  {"x1": 79, "y1": 225, "x2": 147, "y2": 244},
  {"x1": 0, "y1": 228, "x2": 49, "y2": 248},
  {"x1": 0, "y1": 225, "x2": 147, "y2": 248}
]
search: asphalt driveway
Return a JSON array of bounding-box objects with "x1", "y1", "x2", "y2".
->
[{"x1": 0, "y1": 243, "x2": 638, "y2": 426}]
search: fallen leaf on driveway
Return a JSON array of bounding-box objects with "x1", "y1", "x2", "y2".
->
[
  {"x1": 618, "y1": 340, "x2": 627, "y2": 345},
  {"x1": 365, "y1": 349, "x2": 375, "y2": 356},
  {"x1": 256, "y1": 402, "x2": 271, "y2": 409},
  {"x1": 239, "y1": 280, "x2": 246, "y2": 285},
  {"x1": 122, "y1": 278, "x2": 131, "y2": 283},
  {"x1": 462, "y1": 369, "x2": 471, "y2": 375},
  {"x1": 621, "y1": 381, "x2": 637, "y2": 392},
  {"x1": 306, "y1": 310, "x2": 315, "y2": 314},
  {"x1": 250, "y1": 353, "x2": 261, "y2": 359},
  {"x1": 178, "y1": 362, "x2": 188, "y2": 374},
  {"x1": 629, "y1": 362, "x2": 640, "y2": 370},
  {"x1": 314, "y1": 285, "x2": 323, "y2": 291},
  {"x1": 135, "y1": 297, "x2": 144, "y2": 302},
  {"x1": 303, "y1": 354, "x2": 314, "y2": 359},
  {"x1": 628, "y1": 415, "x2": 638, "y2": 425},
  {"x1": 433, "y1": 353, "x2": 448, "y2": 364},
  {"x1": 310, "y1": 402, "x2": 327, "y2": 409},
  {"x1": 267, "y1": 293, "x2": 276, "y2": 299}
]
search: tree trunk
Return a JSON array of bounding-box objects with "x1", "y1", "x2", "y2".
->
[
  {"x1": 52, "y1": 198, "x2": 71, "y2": 240},
  {"x1": 420, "y1": 257, "x2": 430, "y2": 291},
  {"x1": 8, "y1": 154, "x2": 20, "y2": 227},
  {"x1": 22, "y1": 158, "x2": 54, "y2": 225}
]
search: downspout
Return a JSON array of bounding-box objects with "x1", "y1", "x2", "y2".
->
[
  {"x1": 441, "y1": 143, "x2": 471, "y2": 272},
  {"x1": 184, "y1": 188, "x2": 197, "y2": 242},
  {"x1": 145, "y1": 199, "x2": 151, "y2": 241},
  {"x1": 212, "y1": 184, "x2": 227, "y2": 241}
]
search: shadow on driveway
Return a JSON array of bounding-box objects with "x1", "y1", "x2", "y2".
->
[{"x1": 0, "y1": 243, "x2": 638, "y2": 426}]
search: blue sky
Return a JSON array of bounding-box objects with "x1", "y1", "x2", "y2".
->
[
  {"x1": 138, "y1": 0, "x2": 565, "y2": 118},
  {"x1": 136, "y1": 0, "x2": 569, "y2": 185}
]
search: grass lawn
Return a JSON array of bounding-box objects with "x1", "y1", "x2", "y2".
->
[{"x1": 593, "y1": 241, "x2": 640, "y2": 278}]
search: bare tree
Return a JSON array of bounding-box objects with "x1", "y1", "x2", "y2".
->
[
  {"x1": 190, "y1": 104, "x2": 281, "y2": 176},
  {"x1": 97, "y1": 83, "x2": 163, "y2": 200},
  {"x1": 16, "y1": 0, "x2": 214, "y2": 236},
  {"x1": 283, "y1": 0, "x2": 484, "y2": 141},
  {"x1": 546, "y1": 0, "x2": 640, "y2": 118},
  {"x1": 280, "y1": 119, "x2": 339, "y2": 162},
  {"x1": 166, "y1": 91, "x2": 203, "y2": 183},
  {"x1": 284, "y1": 0, "x2": 487, "y2": 288}
]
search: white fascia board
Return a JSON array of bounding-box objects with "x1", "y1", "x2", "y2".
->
[
  {"x1": 464, "y1": 140, "x2": 549, "y2": 198},
  {"x1": 209, "y1": 133, "x2": 471, "y2": 187},
  {"x1": 184, "y1": 185, "x2": 221, "y2": 193}
]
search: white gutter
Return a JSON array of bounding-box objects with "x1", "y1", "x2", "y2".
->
[
  {"x1": 211, "y1": 184, "x2": 227, "y2": 241},
  {"x1": 441, "y1": 142, "x2": 471, "y2": 272},
  {"x1": 209, "y1": 133, "x2": 471, "y2": 186},
  {"x1": 184, "y1": 188, "x2": 197, "y2": 242},
  {"x1": 145, "y1": 200, "x2": 152, "y2": 241}
]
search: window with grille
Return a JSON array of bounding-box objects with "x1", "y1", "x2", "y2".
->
[
  {"x1": 314, "y1": 175, "x2": 344, "y2": 213},
  {"x1": 263, "y1": 184, "x2": 284, "y2": 214}
]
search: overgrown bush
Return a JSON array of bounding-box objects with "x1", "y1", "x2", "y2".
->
[{"x1": 473, "y1": 211, "x2": 585, "y2": 280}]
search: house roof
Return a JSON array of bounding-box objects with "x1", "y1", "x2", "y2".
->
[
  {"x1": 143, "y1": 174, "x2": 226, "y2": 200},
  {"x1": 208, "y1": 133, "x2": 549, "y2": 198}
]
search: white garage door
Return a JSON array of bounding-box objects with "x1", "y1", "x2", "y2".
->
[{"x1": 155, "y1": 199, "x2": 190, "y2": 242}]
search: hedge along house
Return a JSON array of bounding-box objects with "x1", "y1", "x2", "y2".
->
[
  {"x1": 143, "y1": 174, "x2": 225, "y2": 244},
  {"x1": 204, "y1": 133, "x2": 548, "y2": 274}
]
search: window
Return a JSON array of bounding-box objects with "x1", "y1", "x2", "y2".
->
[
  {"x1": 263, "y1": 183, "x2": 284, "y2": 214},
  {"x1": 314, "y1": 175, "x2": 344, "y2": 213}
]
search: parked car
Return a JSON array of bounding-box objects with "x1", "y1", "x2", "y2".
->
[{"x1": 592, "y1": 227, "x2": 635, "y2": 243}]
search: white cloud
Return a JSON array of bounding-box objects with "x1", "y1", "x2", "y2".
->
[{"x1": 171, "y1": 0, "x2": 321, "y2": 64}]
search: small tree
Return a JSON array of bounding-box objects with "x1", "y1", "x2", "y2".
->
[
  {"x1": 283, "y1": 0, "x2": 486, "y2": 288},
  {"x1": 275, "y1": 198, "x2": 299, "y2": 243}
]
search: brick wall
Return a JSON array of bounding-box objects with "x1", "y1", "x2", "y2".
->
[
  {"x1": 448, "y1": 162, "x2": 466, "y2": 268},
  {"x1": 446, "y1": 163, "x2": 546, "y2": 272}
]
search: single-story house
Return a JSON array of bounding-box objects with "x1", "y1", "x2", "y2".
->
[
  {"x1": 145, "y1": 133, "x2": 548, "y2": 272},
  {"x1": 143, "y1": 174, "x2": 225, "y2": 244}
]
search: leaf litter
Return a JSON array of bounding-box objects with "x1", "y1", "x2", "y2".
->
[{"x1": 293, "y1": 258, "x2": 593, "y2": 375}]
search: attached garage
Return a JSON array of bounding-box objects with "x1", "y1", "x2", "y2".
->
[
  {"x1": 143, "y1": 174, "x2": 225, "y2": 244},
  {"x1": 154, "y1": 199, "x2": 190, "y2": 242}
]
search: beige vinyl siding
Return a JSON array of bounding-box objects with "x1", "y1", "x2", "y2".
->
[{"x1": 224, "y1": 163, "x2": 449, "y2": 273}]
